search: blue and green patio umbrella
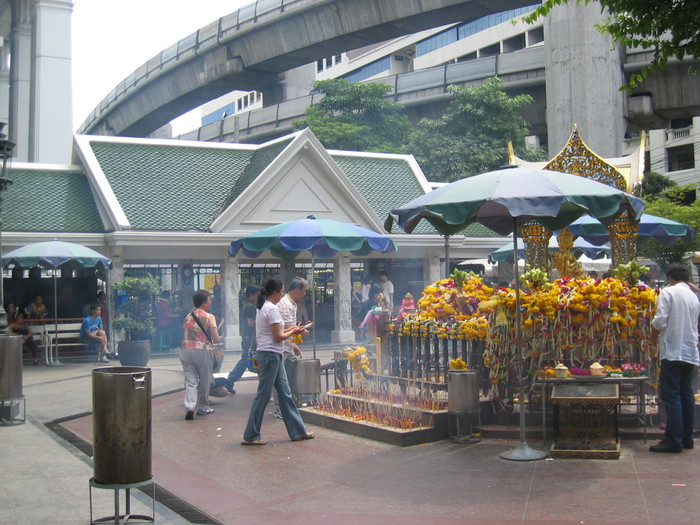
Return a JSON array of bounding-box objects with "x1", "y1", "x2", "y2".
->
[
  {"x1": 230, "y1": 215, "x2": 397, "y2": 356},
  {"x1": 488, "y1": 236, "x2": 610, "y2": 264},
  {"x1": 386, "y1": 167, "x2": 644, "y2": 461},
  {"x1": 566, "y1": 213, "x2": 694, "y2": 246},
  {"x1": 2, "y1": 240, "x2": 112, "y2": 366}
]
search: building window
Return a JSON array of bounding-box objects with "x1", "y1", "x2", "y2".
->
[
  {"x1": 667, "y1": 144, "x2": 695, "y2": 172},
  {"x1": 670, "y1": 117, "x2": 693, "y2": 129}
]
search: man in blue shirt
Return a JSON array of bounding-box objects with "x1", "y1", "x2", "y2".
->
[
  {"x1": 649, "y1": 263, "x2": 700, "y2": 453},
  {"x1": 81, "y1": 304, "x2": 111, "y2": 363}
]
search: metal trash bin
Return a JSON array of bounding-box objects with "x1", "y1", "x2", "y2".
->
[
  {"x1": 0, "y1": 335, "x2": 23, "y2": 399},
  {"x1": 92, "y1": 366, "x2": 152, "y2": 485},
  {"x1": 447, "y1": 369, "x2": 480, "y2": 443},
  {"x1": 447, "y1": 369, "x2": 479, "y2": 414},
  {"x1": 0, "y1": 335, "x2": 24, "y2": 425},
  {"x1": 295, "y1": 358, "x2": 321, "y2": 395}
]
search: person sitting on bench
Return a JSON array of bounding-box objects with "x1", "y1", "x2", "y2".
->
[{"x1": 80, "y1": 304, "x2": 112, "y2": 363}]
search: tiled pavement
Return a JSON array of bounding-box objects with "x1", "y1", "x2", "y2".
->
[{"x1": 2, "y1": 352, "x2": 699, "y2": 524}]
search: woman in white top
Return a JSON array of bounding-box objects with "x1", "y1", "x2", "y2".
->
[{"x1": 241, "y1": 277, "x2": 314, "y2": 445}]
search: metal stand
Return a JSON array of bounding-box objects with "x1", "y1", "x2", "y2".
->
[
  {"x1": 448, "y1": 410, "x2": 480, "y2": 444},
  {"x1": 0, "y1": 396, "x2": 25, "y2": 425},
  {"x1": 89, "y1": 478, "x2": 155, "y2": 525}
]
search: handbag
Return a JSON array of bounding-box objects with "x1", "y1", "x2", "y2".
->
[
  {"x1": 190, "y1": 311, "x2": 223, "y2": 369},
  {"x1": 247, "y1": 349, "x2": 259, "y2": 373}
]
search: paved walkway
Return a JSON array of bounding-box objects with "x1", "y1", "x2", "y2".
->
[{"x1": 2, "y1": 350, "x2": 698, "y2": 524}]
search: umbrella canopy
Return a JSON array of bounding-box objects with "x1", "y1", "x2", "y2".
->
[
  {"x1": 2, "y1": 240, "x2": 112, "y2": 270},
  {"x1": 566, "y1": 213, "x2": 694, "y2": 246},
  {"x1": 230, "y1": 215, "x2": 397, "y2": 359},
  {"x1": 230, "y1": 215, "x2": 397, "y2": 258},
  {"x1": 385, "y1": 168, "x2": 644, "y2": 236},
  {"x1": 488, "y1": 237, "x2": 610, "y2": 264}
]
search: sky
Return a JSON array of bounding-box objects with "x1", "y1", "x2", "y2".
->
[{"x1": 71, "y1": 0, "x2": 252, "y2": 134}]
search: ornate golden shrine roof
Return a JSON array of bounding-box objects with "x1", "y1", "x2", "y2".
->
[{"x1": 509, "y1": 125, "x2": 645, "y2": 195}]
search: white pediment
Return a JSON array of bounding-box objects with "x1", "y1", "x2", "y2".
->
[{"x1": 210, "y1": 129, "x2": 385, "y2": 234}]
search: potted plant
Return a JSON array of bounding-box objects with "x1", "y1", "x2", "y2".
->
[{"x1": 112, "y1": 275, "x2": 162, "y2": 366}]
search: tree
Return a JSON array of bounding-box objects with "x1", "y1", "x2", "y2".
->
[
  {"x1": 408, "y1": 77, "x2": 546, "y2": 182},
  {"x1": 641, "y1": 171, "x2": 676, "y2": 199},
  {"x1": 292, "y1": 79, "x2": 412, "y2": 153},
  {"x1": 523, "y1": 0, "x2": 700, "y2": 91},
  {"x1": 636, "y1": 184, "x2": 700, "y2": 269}
]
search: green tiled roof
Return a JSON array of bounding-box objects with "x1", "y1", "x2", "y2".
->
[
  {"x1": 3, "y1": 168, "x2": 104, "y2": 232},
  {"x1": 89, "y1": 141, "x2": 254, "y2": 230},
  {"x1": 331, "y1": 155, "x2": 498, "y2": 238},
  {"x1": 218, "y1": 138, "x2": 293, "y2": 214}
]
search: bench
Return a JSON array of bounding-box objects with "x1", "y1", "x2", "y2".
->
[{"x1": 35, "y1": 322, "x2": 95, "y2": 365}]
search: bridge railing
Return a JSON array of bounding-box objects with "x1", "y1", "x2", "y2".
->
[{"x1": 79, "y1": 0, "x2": 307, "y2": 134}]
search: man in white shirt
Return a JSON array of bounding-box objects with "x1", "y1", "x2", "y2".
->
[
  {"x1": 274, "y1": 277, "x2": 308, "y2": 416},
  {"x1": 378, "y1": 271, "x2": 394, "y2": 315},
  {"x1": 649, "y1": 263, "x2": 700, "y2": 453}
]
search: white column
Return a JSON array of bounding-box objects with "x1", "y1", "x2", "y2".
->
[
  {"x1": 221, "y1": 255, "x2": 241, "y2": 350},
  {"x1": 331, "y1": 254, "x2": 355, "y2": 344},
  {"x1": 30, "y1": 0, "x2": 73, "y2": 163},
  {"x1": 9, "y1": 0, "x2": 32, "y2": 161},
  {"x1": 279, "y1": 259, "x2": 296, "y2": 287},
  {"x1": 423, "y1": 254, "x2": 440, "y2": 287},
  {"x1": 107, "y1": 249, "x2": 124, "y2": 350}
]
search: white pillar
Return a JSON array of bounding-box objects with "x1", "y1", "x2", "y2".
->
[
  {"x1": 221, "y1": 255, "x2": 241, "y2": 350},
  {"x1": 423, "y1": 254, "x2": 440, "y2": 287},
  {"x1": 30, "y1": 0, "x2": 73, "y2": 163},
  {"x1": 107, "y1": 249, "x2": 124, "y2": 350},
  {"x1": 331, "y1": 254, "x2": 355, "y2": 344},
  {"x1": 279, "y1": 259, "x2": 296, "y2": 287},
  {"x1": 9, "y1": 1, "x2": 32, "y2": 161}
]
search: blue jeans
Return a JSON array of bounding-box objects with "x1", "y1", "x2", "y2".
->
[
  {"x1": 659, "y1": 359, "x2": 696, "y2": 447},
  {"x1": 227, "y1": 336, "x2": 255, "y2": 387},
  {"x1": 243, "y1": 350, "x2": 308, "y2": 442}
]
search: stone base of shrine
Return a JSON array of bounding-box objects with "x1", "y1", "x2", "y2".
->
[
  {"x1": 549, "y1": 441, "x2": 621, "y2": 459},
  {"x1": 299, "y1": 407, "x2": 449, "y2": 447}
]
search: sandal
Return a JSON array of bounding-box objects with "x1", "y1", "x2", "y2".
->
[
  {"x1": 241, "y1": 439, "x2": 268, "y2": 446},
  {"x1": 291, "y1": 432, "x2": 315, "y2": 441},
  {"x1": 196, "y1": 407, "x2": 215, "y2": 415}
]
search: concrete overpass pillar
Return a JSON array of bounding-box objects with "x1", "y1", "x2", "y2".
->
[
  {"x1": 0, "y1": 40, "x2": 10, "y2": 124},
  {"x1": 30, "y1": 0, "x2": 73, "y2": 164},
  {"x1": 544, "y1": 2, "x2": 626, "y2": 157},
  {"x1": 9, "y1": 0, "x2": 32, "y2": 161}
]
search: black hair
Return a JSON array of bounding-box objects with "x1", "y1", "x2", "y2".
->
[
  {"x1": 245, "y1": 284, "x2": 262, "y2": 298},
  {"x1": 666, "y1": 263, "x2": 690, "y2": 283},
  {"x1": 192, "y1": 289, "x2": 210, "y2": 308},
  {"x1": 89, "y1": 303, "x2": 100, "y2": 314},
  {"x1": 161, "y1": 290, "x2": 171, "y2": 299},
  {"x1": 258, "y1": 278, "x2": 283, "y2": 309}
]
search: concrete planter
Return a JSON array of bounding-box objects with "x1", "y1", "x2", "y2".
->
[{"x1": 117, "y1": 340, "x2": 151, "y2": 367}]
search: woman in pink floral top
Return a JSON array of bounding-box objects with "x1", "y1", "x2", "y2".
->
[{"x1": 180, "y1": 289, "x2": 221, "y2": 420}]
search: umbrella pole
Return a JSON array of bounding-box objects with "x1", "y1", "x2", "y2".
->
[
  {"x1": 48, "y1": 270, "x2": 64, "y2": 366},
  {"x1": 500, "y1": 223, "x2": 547, "y2": 461},
  {"x1": 443, "y1": 235, "x2": 450, "y2": 278}
]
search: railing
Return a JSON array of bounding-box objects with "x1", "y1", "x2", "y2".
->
[
  {"x1": 382, "y1": 317, "x2": 484, "y2": 384},
  {"x1": 666, "y1": 127, "x2": 691, "y2": 141}
]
